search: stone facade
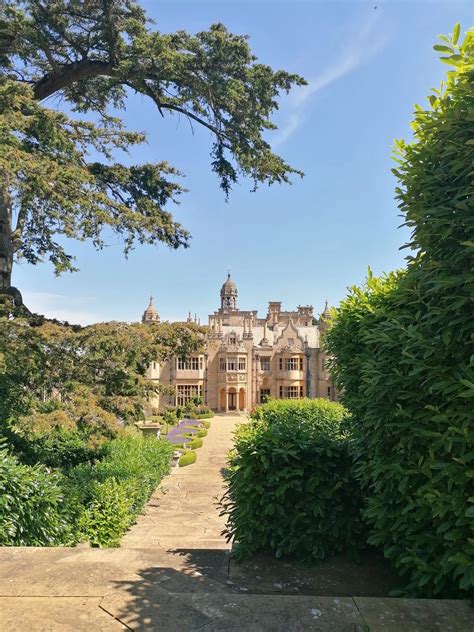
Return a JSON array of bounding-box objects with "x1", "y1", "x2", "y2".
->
[{"x1": 143, "y1": 274, "x2": 335, "y2": 413}]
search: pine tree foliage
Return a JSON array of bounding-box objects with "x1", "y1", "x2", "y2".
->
[{"x1": 0, "y1": 0, "x2": 305, "y2": 295}]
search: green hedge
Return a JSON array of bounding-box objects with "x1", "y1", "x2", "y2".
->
[
  {"x1": 196, "y1": 413, "x2": 214, "y2": 420},
  {"x1": 68, "y1": 435, "x2": 173, "y2": 547},
  {"x1": 0, "y1": 440, "x2": 71, "y2": 545},
  {"x1": 325, "y1": 28, "x2": 474, "y2": 598},
  {"x1": 179, "y1": 451, "x2": 197, "y2": 467},
  {"x1": 203, "y1": 421, "x2": 211, "y2": 429},
  {"x1": 222, "y1": 399, "x2": 363, "y2": 561},
  {"x1": 188, "y1": 438, "x2": 203, "y2": 450},
  {"x1": 197, "y1": 429, "x2": 208, "y2": 438}
]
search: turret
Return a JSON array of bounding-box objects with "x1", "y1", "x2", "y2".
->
[
  {"x1": 142, "y1": 296, "x2": 160, "y2": 323},
  {"x1": 220, "y1": 273, "x2": 238, "y2": 311}
]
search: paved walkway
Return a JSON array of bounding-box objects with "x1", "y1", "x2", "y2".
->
[
  {"x1": 121, "y1": 414, "x2": 238, "y2": 551},
  {"x1": 0, "y1": 413, "x2": 473, "y2": 630}
]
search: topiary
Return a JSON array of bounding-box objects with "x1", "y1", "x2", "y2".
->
[
  {"x1": 188, "y1": 438, "x2": 203, "y2": 450},
  {"x1": 179, "y1": 451, "x2": 197, "y2": 467}
]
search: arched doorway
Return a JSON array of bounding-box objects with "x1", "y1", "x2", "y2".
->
[
  {"x1": 228, "y1": 387, "x2": 237, "y2": 411},
  {"x1": 239, "y1": 388, "x2": 245, "y2": 411}
]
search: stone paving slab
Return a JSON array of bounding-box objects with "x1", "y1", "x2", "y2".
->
[
  {"x1": 101, "y1": 591, "x2": 366, "y2": 631},
  {"x1": 354, "y1": 597, "x2": 474, "y2": 632},
  {"x1": 121, "y1": 415, "x2": 239, "y2": 551},
  {"x1": 0, "y1": 597, "x2": 125, "y2": 631},
  {"x1": 0, "y1": 547, "x2": 229, "y2": 597},
  {"x1": 228, "y1": 549, "x2": 400, "y2": 597}
]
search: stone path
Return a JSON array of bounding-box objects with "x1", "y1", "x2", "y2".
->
[
  {"x1": 1, "y1": 413, "x2": 473, "y2": 630},
  {"x1": 121, "y1": 414, "x2": 237, "y2": 551}
]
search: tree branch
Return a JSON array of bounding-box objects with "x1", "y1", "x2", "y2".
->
[{"x1": 33, "y1": 59, "x2": 114, "y2": 100}]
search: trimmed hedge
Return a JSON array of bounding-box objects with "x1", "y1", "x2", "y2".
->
[
  {"x1": 197, "y1": 413, "x2": 214, "y2": 420},
  {"x1": 326, "y1": 29, "x2": 474, "y2": 597},
  {"x1": 188, "y1": 438, "x2": 203, "y2": 450},
  {"x1": 197, "y1": 429, "x2": 208, "y2": 438},
  {"x1": 203, "y1": 421, "x2": 211, "y2": 429},
  {"x1": 222, "y1": 399, "x2": 363, "y2": 561},
  {"x1": 179, "y1": 451, "x2": 197, "y2": 467}
]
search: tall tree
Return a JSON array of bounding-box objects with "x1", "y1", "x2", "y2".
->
[{"x1": 0, "y1": 0, "x2": 305, "y2": 306}]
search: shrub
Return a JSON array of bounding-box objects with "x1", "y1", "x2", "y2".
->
[
  {"x1": 222, "y1": 399, "x2": 363, "y2": 561},
  {"x1": 188, "y1": 438, "x2": 203, "y2": 450},
  {"x1": 203, "y1": 420, "x2": 211, "y2": 428},
  {"x1": 68, "y1": 435, "x2": 173, "y2": 546},
  {"x1": 77, "y1": 478, "x2": 135, "y2": 547},
  {"x1": 197, "y1": 429, "x2": 208, "y2": 438},
  {"x1": 196, "y1": 412, "x2": 214, "y2": 420},
  {"x1": 0, "y1": 440, "x2": 71, "y2": 545},
  {"x1": 163, "y1": 409, "x2": 178, "y2": 425},
  {"x1": 179, "y1": 451, "x2": 197, "y2": 467},
  {"x1": 325, "y1": 28, "x2": 474, "y2": 597},
  {"x1": 9, "y1": 427, "x2": 108, "y2": 469}
]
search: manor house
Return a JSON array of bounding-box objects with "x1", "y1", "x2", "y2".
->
[{"x1": 142, "y1": 274, "x2": 335, "y2": 413}]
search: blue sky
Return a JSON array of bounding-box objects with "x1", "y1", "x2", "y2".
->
[{"x1": 16, "y1": 1, "x2": 473, "y2": 324}]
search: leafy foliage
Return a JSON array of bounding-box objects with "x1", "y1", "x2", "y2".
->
[
  {"x1": 69, "y1": 434, "x2": 173, "y2": 547},
  {"x1": 0, "y1": 309, "x2": 204, "y2": 439},
  {"x1": 325, "y1": 26, "x2": 474, "y2": 597},
  {"x1": 0, "y1": 0, "x2": 305, "y2": 288},
  {"x1": 0, "y1": 433, "x2": 172, "y2": 547},
  {"x1": 11, "y1": 426, "x2": 109, "y2": 469},
  {"x1": 222, "y1": 399, "x2": 363, "y2": 561},
  {"x1": 0, "y1": 439, "x2": 71, "y2": 545}
]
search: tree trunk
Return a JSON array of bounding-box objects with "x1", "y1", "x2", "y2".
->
[
  {"x1": 0, "y1": 182, "x2": 26, "y2": 310},
  {"x1": 0, "y1": 183, "x2": 13, "y2": 292}
]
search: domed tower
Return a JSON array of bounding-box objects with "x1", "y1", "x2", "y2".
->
[
  {"x1": 142, "y1": 296, "x2": 160, "y2": 323},
  {"x1": 220, "y1": 273, "x2": 238, "y2": 312}
]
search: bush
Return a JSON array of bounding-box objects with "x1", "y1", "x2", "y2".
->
[
  {"x1": 325, "y1": 28, "x2": 474, "y2": 597},
  {"x1": 188, "y1": 438, "x2": 203, "y2": 450},
  {"x1": 0, "y1": 440, "x2": 71, "y2": 545},
  {"x1": 9, "y1": 427, "x2": 108, "y2": 469},
  {"x1": 77, "y1": 478, "x2": 135, "y2": 547},
  {"x1": 163, "y1": 409, "x2": 178, "y2": 425},
  {"x1": 197, "y1": 412, "x2": 214, "y2": 420},
  {"x1": 179, "y1": 451, "x2": 197, "y2": 467},
  {"x1": 222, "y1": 399, "x2": 363, "y2": 561},
  {"x1": 197, "y1": 429, "x2": 208, "y2": 438},
  {"x1": 68, "y1": 435, "x2": 173, "y2": 546},
  {"x1": 203, "y1": 420, "x2": 211, "y2": 428}
]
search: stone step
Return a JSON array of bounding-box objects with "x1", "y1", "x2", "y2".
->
[{"x1": 100, "y1": 590, "x2": 474, "y2": 632}]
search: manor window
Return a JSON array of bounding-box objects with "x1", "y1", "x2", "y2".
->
[
  {"x1": 229, "y1": 334, "x2": 237, "y2": 345},
  {"x1": 279, "y1": 385, "x2": 304, "y2": 399},
  {"x1": 219, "y1": 357, "x2": 227, "y2": 372},
  {"x1": 176, "y1": 384, "x2": 202, "y2": 406},
  {"x1": 279, "y1": 357, "x2": 303, "y2": 371},
  {"x1": 260, "y1": 388, "x2": 271, "y2": 403},
  {"x1": 227, "y1": 357, "x2": 237, "y2": 371},
  {"x1": 238, "y1": 357, "x2": 247, "y2": 371},
  {"x1": 260, "y1": 357, "x2": 271, "y2": 371},
  {"x1": 176, "y1": 356, "x2": 203, "y2": 371}
]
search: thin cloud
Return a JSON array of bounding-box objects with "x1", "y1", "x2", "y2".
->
[
  {"x1": 23, "y1": 290, "x2": 104, "y2": 325},
  {"x1": 274, "y1": 11, "x2": 386, "y2": 146}
]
